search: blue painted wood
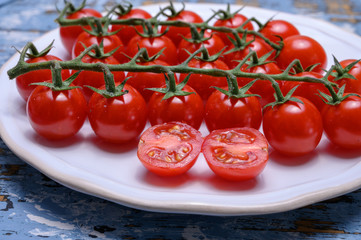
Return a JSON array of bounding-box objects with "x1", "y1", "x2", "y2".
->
[{"x1": 1, "y1": 0, "x2": 361, "y2": 239}]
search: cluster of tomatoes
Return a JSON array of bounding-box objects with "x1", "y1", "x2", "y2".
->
[{"x1": 13, "y1": 2, "x2": 361, "y2": 181}]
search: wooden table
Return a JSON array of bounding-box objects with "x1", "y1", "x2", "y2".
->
[{"x1": 1, "y1": 0, "x2": 361, "y2": 239}]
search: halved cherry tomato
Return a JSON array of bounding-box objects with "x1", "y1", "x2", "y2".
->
[
  {"x1": 202, "y1": 127, "x2": 268, "y2": 181},
  {"x1": 27, "y1": 86, "x2": 87, "y2": 140},
  {"x1": 137, "y1": 122, "x2": 203, "y2": 177}
]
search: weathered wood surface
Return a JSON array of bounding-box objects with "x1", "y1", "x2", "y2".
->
[{"x1": 1, "y1": 0, "x2": 361, "y2": 239}]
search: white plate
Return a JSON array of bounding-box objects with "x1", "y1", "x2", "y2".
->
[{"x1": 2, "y1": 3, "x2": 361, "y2": 216}]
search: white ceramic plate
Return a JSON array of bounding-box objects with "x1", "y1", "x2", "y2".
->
[{"x1": 1, "y1": 3, "x2": 361, "y2": 216}]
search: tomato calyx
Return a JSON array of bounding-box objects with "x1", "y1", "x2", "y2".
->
[
  {"x1": 147, "y1": 72, "x2": 195, "y2": 100},
  {"x1": 30, "y1": 61, "x2": 81, "y2": 91},
  {"x1": 180, "y1": 25, "x2": 214, "y2": 44},
  {"x1": 243, "y1": 50, "x2": 275, "y2": 69},
  {"x1": 110, "y1": 1, "x2": 133, "y2": 16},
  {"x1": 160, "y1": 2, "x2": 186, "y2": 18},
  {"x1": 83, "y1": 17, "x2": 119, "y2": 37},
  {"x1": 224, "y1": 32, "x2": 255, "y2": 55},
  {"x1": 215, "y1": 4, "x2": 245, "y2": 21},
  {"x1": 60, "y1": 0, "x2": 86, "y2": 15},
  {"x1": 330, "y1": 56, "x2": 361, "y2": 82},
  {"x1": 213, "y1": 74, "x2": 260, "y2": 99},
  {"x1": 319, "y1": 84, "x2": 360, "y2": 106},
  {"x1": 18, "y1": 40, "x2": 54, "y2": 59},
  {"x1": 83, "y1": 40, "x2": 119, "y2": 59}
]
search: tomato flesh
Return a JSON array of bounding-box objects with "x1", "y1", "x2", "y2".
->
[
  {"x1": 202, "y1": 128, "x2": 268, "y2": 181},
  {"x1": 137, "y1": 122, "x2": 203, "y2": 177}
]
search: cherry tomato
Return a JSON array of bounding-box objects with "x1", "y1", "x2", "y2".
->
[
  {"x1": 126, "y1": 34, "x2": 178, "y2": 65},
  {"x1": 59, "y1": 8, "x2": 102, "y2": 54},
  {"x1": 329, "y1": 59, "x2": 361, "y2": 94},
  {"x1": 27, "y1": 86, "x2": 87, "y2": 140},
  {"x1": 202, "y1": 127, "x2": 269, "y2": 181},
  {"x1": 322, "y1": 95, "x2": 361, "y2": 149},
  {"x1": 126, "y1": 59, "x2": 169, "y2": 102},
  {"x1": 137, "y1": 122, "x2": 203, "y2": 177},
  {"x1": 259, "y1": 19, "x2": 300, "y2": 43},
  {"x1": 71, "y1": 54, "x2": 125, "y2": 101},
  {"x1": 276, "y1": 35, "x2": 327, "y2": 74},
  {"x1": 213, "y1": 13, "x2": 254, "y2": 46},
  {"x1": 281, "y1": 72, "x2": 328, "y2": 111},
  {"x1": 148, "y1": 85, "x2": 204, "y2": 130},
  {"x1": 111, "y1": 8, "x2": 152, "y2": 45},
  {"x1": 88, "y1": 84, "x2": 147, "y2": 144},
  {"x1": 223, "y1": 37, "x2": 274, "y2": 69},
  {"x1": 161, "y1": 10, "x2": 203, "y2": 46},
  {"x1": 238, "y1": 62, "x2": 282, "y2": 107},
  {"x1": 263, "y1": 97, "x2": 323, "y2": 156},
  {"x1": 204, "y1": 89, "x2": 262, "y2": 132},
  {"x1": 16, "y1": 56, "x2": 70, "y2": 102},
  {"x1": 177, "y1": 31, "x2": 225, "y2": 64},
  {"x1": 179, "y1": 58, "x2": 229, "y2": 101},
  {"x1": 72, "y1": 32, "x2": 126, "y2": 64}
]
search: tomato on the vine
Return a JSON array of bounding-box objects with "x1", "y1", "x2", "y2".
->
[
  {"x1": 202, "y1": 127, "x2": 269, "y2": 181},
  {"x1": 329, "y1": 59, "x2": 361, "y2": 94},
  {"x1": 259, "y1": 19, "x2": 300, "y2": 44},
  {"x1": 276, "y1": 35, "x2": 327, "y2": 74},
  {"x1": 88, "y1": 84, "x2": 147, "y2": 144},
  {"x1": 322, "y1": 95, "x2": 361, "y2": 149},
  {"x1": 16, "y1": 55, "x2": 70, "y2": 102},
  {"x1": 59, "y1": 8, "x2": 102, "y2": 54},
  {"x1": 27, "y1": 86, "x2": 87, "y2": 140},
  {"x1": 263, "y1": 97, "x2": 323, "y2": 156},
  {"x1": 137, "y1": 122, "x2": 203, "y2": 177}
]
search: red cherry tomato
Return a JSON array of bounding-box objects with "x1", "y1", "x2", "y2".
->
[
  {"x1": 16, "y1": 56, "x2": 70, "y2": 102},
  {"x1": 137, "y1": 122, "x2": 203, "y2": 177},
  {"x1": 177, "y1": 31, "x2": 225, "y2": 64},
  {"x1": 322, "y1": 95, "x2": 361, "y2": 149},
  {"x1": 238, "y1": 62, "x2": 282, "y2": 107},
  {"x1": 27, "y1": 86, "x2": 87, "y2": 140},
  {"x1": 223, "y1": 37, "x2": 274, "y2": 69},
  {"x1": 259, "y1": 19, "x2": 300, "y2": 43},
  {"x1": 213, "y1": 13, "x2": 254, "y2": 46},
  {"x1": 72, "y1": 32, "x2": 126, "y2": 64},
  {"x1": 59, "y1": 8, "x2": 102, "y2": 54},
  {"x1": 148, "y1": 85, "x2": 204, "y2": 130},
  {"x1": 88, "y1": 84, "x2": 147, "y2": 144},
  {"x1": 126, "y1": 35, "x2": 178, "y2": 65},
  {"x1": 111, "y1": 8, "x2": 152, "y2": 45},
  {"x1": 281, "y1": 72, "x2": 328, "y2": 111},
  {"x1": 276, "y1": 35, "x2": 327, "y2": 74},
  {"x1": 71, "y1": 54, "x2": 125, "y2": 101},
  {"x1": 160, "y1": 10, "x2": 203, "y2": 46},
  {"x1": 263, "y1": 97, "x2": 323, "y2": 156},
  {"x1": 329, "y1": 59, "x2": 361, "y2": 94},
  {"x1": 126, "y1": 59, "x2": 169, "y2": 102},
  {"x1": 179, "y1": 58, "x2": 229, "y2": 101},
  {"x1": 202, "y1": 127, "x2": 269, "y2": 181},
  {"x1": 204, "y1": 89, "x2": 262, "y2": 132}
]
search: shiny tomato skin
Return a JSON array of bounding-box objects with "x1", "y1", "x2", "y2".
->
[
  {"x1": 72, "y1": 32, "x2": 126, "y2": 64},
  {"x1": 329, "y1": 59, "x2": 361, "y2": 94},
  {"x1": 281, "y1": 72, "x2": 328, "y2": 111},
  {"x1": 238, "y1": 62, "x2": 282, "y2": 107},
  {"x1": 72, "y1": 54, "x2": 125, "y2": 101},
  {"x1": 263, "y1": 97, "x2": 323, "y2": 156},
  {"x1": 276, "y1": 35, "x2": 327, "y2": 74},
  {"x1": 213, "y1": 14, "x2": 254, "y2": 46},
  {"x1": 137, "y1": 121, "x2": 203, "y2": 177},
  {"x1": 204, "y1": 90, "x2": 262, "y2": 132},
  {"x1": 126, "y1": 59, "x2": 169, "y2": 102},
  {"x1": 16, "y1": 56, "x2": 71, "y2": 102},
  {"x1": 59, "y1": 8, "x2": 102, "y2": 54},
  {"x1": 88, "y1": 84, "x2": 147, "y2": 143},
  {"x1": 179, "y1": 58, "x2": 229, "y2": 101},
  {"x1": 223, "y1": 36, "x2": 273, "y2": 69},
  {"x1": 322, "y1": 95, "x2": 361, "y2": 149},
  {"x1": 26, "y1": 86, "x2": 87, "y2": 140},
  {"x1": 126, "y1": 35, "x2": 178, "y2": 65},
  {"x1": 259, "y1": 20, "x2": 300, "y2": 43},
  {"x1": 202, "y1": 127, "x2": 269, "y2": 181},
  {"x1": 160, "y1": 10, "x2": 203, "y2": 46},
  {"x1": 148, "y1": 85, "x2": 204, "y2": 130},
  {"x1": 111, "y1": 8, "x2": 152, "y2": 45},
  {"x1": 177, "y1": 31, "x2": 225, "y2": 64}
]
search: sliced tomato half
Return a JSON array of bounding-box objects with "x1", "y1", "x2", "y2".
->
[
  {"x1": 202, "y1": 127, "x2": 269, "y2": 181},
  {"x1": 137, "y1": 122, "x2": 203, "y2": 177}
]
